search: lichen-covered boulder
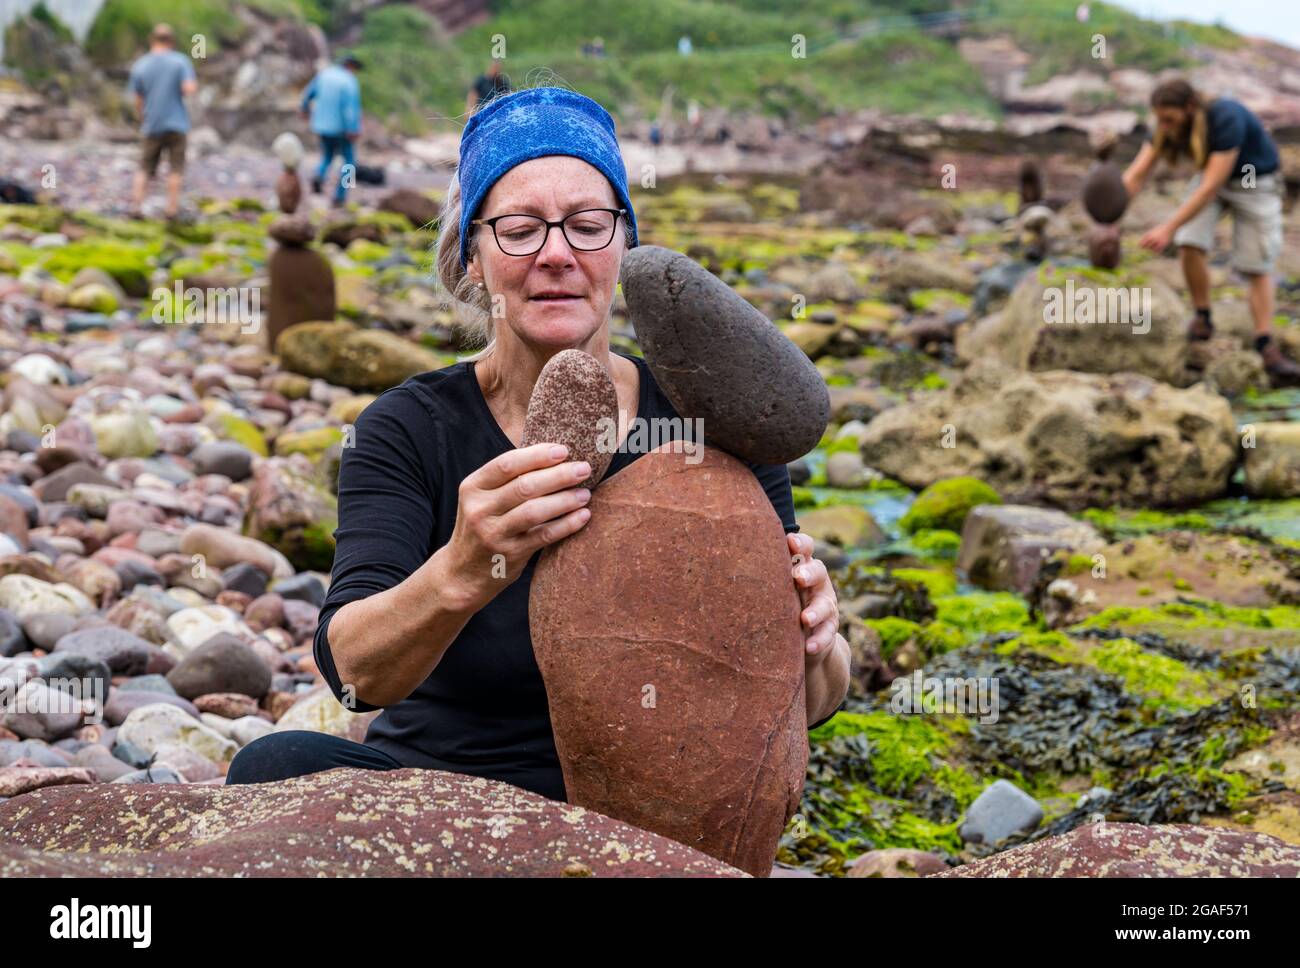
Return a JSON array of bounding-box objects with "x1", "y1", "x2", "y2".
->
[
  {"x1": 956, "y1": 266, "x2": 1191, "y2": 386},
  {"x1": 276, "y1": 320, "x2": 444, "y2": 393},
  {"x1": 521, "y1": 350, "x2": 619, "y2": 489},
  {"x1": 931, "y1": 823, "x2": 1300, "y2": 877},
  {"x1": 529, "y1": 442, "x2": 807, "y2": 877},
  {"x1": 619, "y1": 245, "x2": 829, "y2": 464},
  {"x1": 1244, "y1": 422, "x2": 1300, "y2": 498},
  {"x1": 858, "y1": 362, "x2": 1237, "y2": 510},
  {"x1": 0, "y1": 768, "x2": 745, "y2": 877}
]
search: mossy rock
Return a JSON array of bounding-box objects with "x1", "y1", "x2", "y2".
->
[
  {"x1": 209, "y1": 412, "x2": 269, "y2": 457},
  {"x1": 277, "y1": 320, "x2": 444, "y2": 393},
  {"x1": 795, "y1": 504, "x2": 886, "y2": 549},
  {"x1": 42, "y1": 239, "x2": 156, "y2": 297},
  {"x1": 899, "y1": 476, "x2": 1001, "y2": 534},
  {"x1": 65, "y1": 283, "x2": 119, "y2": 314},
  {"x1": 0, "y1": 204, "x2": 65, "y2": 233},
  {"x1": 274, "y1": 426, "x2": 345, "y2": 462}
]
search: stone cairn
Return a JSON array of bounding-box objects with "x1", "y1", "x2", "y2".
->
[
  {"x1": 272, "y1": 132, "x2": 304, "y2": 216},
  {"x1": 527, "y1": 245, "x2": 831, "y2": 877},
  {"x1": 1016, "y1": 161, "x2": 1052, "y2": 262},
  {"x1": 266, "y1": 215, "x2": 336, "y2": 353},
  {"x1": 1082, "y1": 128, "x2": 1128, "y2": 269}
]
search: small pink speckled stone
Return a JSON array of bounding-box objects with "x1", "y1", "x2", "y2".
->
[{"x1": 521, "y1": 350, "x2": 620, "y2": 489}]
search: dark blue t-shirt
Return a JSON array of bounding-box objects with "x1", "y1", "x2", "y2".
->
[
  {"x1": 1206, "y1": 98, "x2": 1279, "y2": 184},
  {"x1": 313, "y1": 351, "x2": 832, "y2": 802}
]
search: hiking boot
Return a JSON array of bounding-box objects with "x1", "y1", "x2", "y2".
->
[
  {"x1": 1261, "y1": 338, "x2": 1300, "y2": 388},
  {"x1": 1187, "y1": 314, "x2": 1214, "y2": 341}
]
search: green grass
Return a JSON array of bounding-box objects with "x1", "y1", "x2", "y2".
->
[
  {"x1": 969, "y1": 0, "x2": 1205, "y2": 84},
  {"x1": 82, "y1": 0, "x2": 303, "y2": 64},
  {"x1": 65, "y1": 0, "x2": 1247, "y2": 137},
  {"x1": 352, "y1": 0, "x2": 1002, "y2": 132}
]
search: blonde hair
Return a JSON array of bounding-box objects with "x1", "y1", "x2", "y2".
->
[
  {"x1": 434, "y1": 171, "x2": 497, "y2": 363},
  {"x1": 433, "y1": 84, "x2": 636, "y2": 364},
  {"x1": 1150, "y1": 79, "x2": 1209, "y2": 170}
]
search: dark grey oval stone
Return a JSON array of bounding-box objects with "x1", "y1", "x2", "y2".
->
[
  {"x1": 619, "y1": 245, "x2": 829, "y2": 464},
  {"x1": 1082, "y1": 162, "x2": 1128, "y2": 224}
]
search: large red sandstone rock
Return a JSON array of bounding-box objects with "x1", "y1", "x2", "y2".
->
[
  {"x1": 0, "y1": 768, "x2": 743, "y2": 877},
  {"x1": 529, "y1": 442, "x2": 808, "y2": 877},
  {"x1": 931, "y1": 823, "x2": 1300, "y2": 877}
]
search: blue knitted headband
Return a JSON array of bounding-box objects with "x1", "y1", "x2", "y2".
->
[{"x1": 458, "y1": 87, "x2": 639, "y2": 269}]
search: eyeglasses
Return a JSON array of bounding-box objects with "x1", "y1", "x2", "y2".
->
[{"x1": 470, "y1": 208, "x2": 626, "y2": 257}]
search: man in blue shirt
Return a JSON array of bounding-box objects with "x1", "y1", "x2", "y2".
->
[
  {"x1": 127, "y1": 23, "x2": 197, "y2": 219},
  {"x1": 300, "y1": 53, "x2": 363, "y2": 208},
  {"x1": 1123, "y1": 78, "x2": 1298, "y2": 385}
]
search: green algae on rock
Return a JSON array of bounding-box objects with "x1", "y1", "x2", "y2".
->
[{"x1": 900, "y1": 476, "x2": 1001, "y2": 534}]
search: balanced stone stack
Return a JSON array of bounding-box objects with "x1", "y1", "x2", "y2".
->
[
  {"x1": 271, "y1": 132, "x2": 304, "y2": 215},
  {"x1": 526, "y1": 249, "x2": 832, "y2": 876},
  {"x1": 266, "y1": 215, "x2": 336, "y2": 352},
  {"x1": 1082, "y1": 133, "x2": 1129, "y2": 270}
]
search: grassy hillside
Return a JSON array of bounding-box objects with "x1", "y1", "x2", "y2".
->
[
  {"x1": 357, "y1": 0, "x2": 1248, "y2": 132},
  {"x1": 970, "y1": 0, "x2": 1244, "y2": 84},
  {"x1": 33, "y1": 0, "x2": 1251, "y2": 134},
  {"x1": 83, "y1": 0, "x2": 303, "y2": 65}
]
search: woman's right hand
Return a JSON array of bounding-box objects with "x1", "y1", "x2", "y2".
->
[{"x1": 440, "y1": 443, "x2": 593, "y2": 608}]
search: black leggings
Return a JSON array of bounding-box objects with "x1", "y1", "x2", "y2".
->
[
  {"x1": 225, "y1": 730, "x2": 402, "y2": 785},
  {"x1": 225, "y1": 730, "x2": 568, "y2": 801}
]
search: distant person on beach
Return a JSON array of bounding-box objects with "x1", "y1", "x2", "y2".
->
[
  {"x1": 127, "y1": 23, "x2": 196, "y2": 220},
  {"x1": 1122, "y1": 78, "x2": 1300, "y2": 385},
  {"x1": 300, "y1": 52, "x2": 363, "y2": 208},
  {"x1": 467, "y1": 60, "x2": 510, "y2": 115}
]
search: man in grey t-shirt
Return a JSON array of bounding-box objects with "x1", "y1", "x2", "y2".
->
[{"x1": 127, "y1": 23, "x2": 197, "y2": 219}]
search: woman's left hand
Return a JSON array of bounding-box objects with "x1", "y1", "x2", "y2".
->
[{"x1": 787, "y1": 532, "x2": 839, "y2": 665}]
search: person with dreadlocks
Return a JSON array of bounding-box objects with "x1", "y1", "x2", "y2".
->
[{"x1": 1121, "y1": 78, "x2": 1299, "y2": 385}]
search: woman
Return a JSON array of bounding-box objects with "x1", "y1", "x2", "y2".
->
[
  {"x1": 228, "y1": 87, "x2": 851, "y2": 801},
  {"x1": 1122, "y1": 78, "x2": 1299, "y2": 385}
]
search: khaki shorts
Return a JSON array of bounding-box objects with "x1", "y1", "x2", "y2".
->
[
  {"x1": 142, "y1": 131, "x2": 187, "y2": 177},
  {"x1": 1173, "y1": 171, "x2": 1284, "y2": 274}
]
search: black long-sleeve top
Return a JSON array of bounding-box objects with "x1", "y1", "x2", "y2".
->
[{"x1": 312, "y1": 350, "x2": 836, "y2": 802}]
